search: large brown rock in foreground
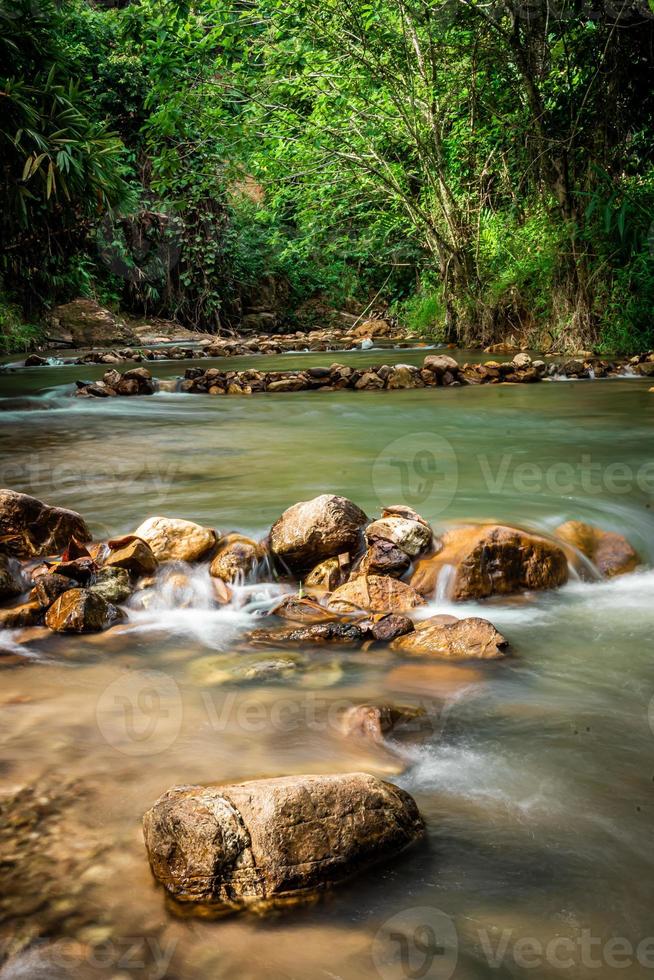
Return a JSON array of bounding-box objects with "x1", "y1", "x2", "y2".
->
[
  {"x1": 392, "y1": 615, "x2": 508, "y2": 660},
  {"x1": 0, "y1": 489, "x2": 91, "y2": 558},
  {"x1": 411, "y1": 524, "x2": 568, "y2": 600},
  {"x1": 270, "y1": 495, "x2": 368, "y2": 575},
  {"x1": 554, "y1": 520, "x2": 639, "y2": 578},
  {"x1": 133, "y1": 516, "x2": 217, "y2": 563},
  {"x1": 143, "y1": 773, "x2": 424, "y2": 912}
]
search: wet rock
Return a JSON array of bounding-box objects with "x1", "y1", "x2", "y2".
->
[
  {"x1": 210, "y1": 534, "x2": 263, "y2": 583},
  {"x1": 143, "y1": 772, "x2": 424, "y2": 911},
  {"x1": 328, "y1": 575, "x2": 425, "y2": 614},
  {"x1": 0, "y1": 554, "x2": 23, "y2": 600},
  {"x1": 270, "y1": 594, "x2": 338, "y2": 624},
  {"x1": 0, "y1": 600, "x2": 42, "y2": 629},
  {"x1": 304, "y1": 554, "x2": 350, "y2": 591},
  {"x1": 266, "y1": 375, "x2": 310, "y2": 392},
  {"x1": 411, "y1": 524, "x2": 568, "y2": 600},
  {"x1": 554, "y1": 520, "x2": 639, "y2": 578},
  {"x1": 354, "y1": 371, "x2": 384, "y2": 390},
  {"x1": 249, "y1": 621, "x2": 367, "y2": 646},
  {"x1": 44, "y1": 588, "x2": 121, "y2": 632},
  {"x1": 340, "y1": 703, "x2": 427, "y2": 742},
  {"x1": 270, "y1": 494, "x2": 368, "y2": 575},
  {"x1": 104, "y1": 535, "x2": 158, "y2": 576},
  {"x1": 358, "y1": 540, "x2": 411, "y2": 578},
  {"x1": 48, "y1": 556, "x2": 96, "y2": 583},
  {"x1": 365, "y1": 516, "x2": 432, "y2": 556},
  {"x1": 392, "y1": 615, "x2": 508, "y2": 659},
  {"x1": 33, "y1": 571, "x2": 73, "y2": 607},
  {"x1": 512, "y1": 352, "x2": 532, "y2": 369},
  {"x1": 25, "y1": 353, "x2": 48, "y2": 366},
  {"x1": 89, "y1": 565, "x2": 132, "y2": 603},
  {"x1": 133, "y1": 516, "x2": 217, "y2": 563},
  {"x1": 371, "y1": 614, "x2": 415, "y2": 643},
  {"x1": 0, "y1": 489, "x2": 91, "y2": 558}
]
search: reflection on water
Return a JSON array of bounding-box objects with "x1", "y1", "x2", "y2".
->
[{"x1": 0, "y1": 358, "x2": 653, "y2": 978}]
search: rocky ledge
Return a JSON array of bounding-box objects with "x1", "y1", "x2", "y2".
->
[{"x1": 72, "y1": 350, "x2": 654, "y2": 398}]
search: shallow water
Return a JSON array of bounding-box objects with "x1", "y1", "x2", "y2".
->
[{"x1": 0, "y1": 354, "x2": 653, "y2": 979}]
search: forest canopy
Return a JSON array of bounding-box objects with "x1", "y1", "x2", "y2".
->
[{"x1": 1, "y1": 0, "x2": 653, "y2": 351}]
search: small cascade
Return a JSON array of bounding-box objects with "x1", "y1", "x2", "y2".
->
[{"x1": 435, "y1": 563, "x2": 456, "y2": 601}]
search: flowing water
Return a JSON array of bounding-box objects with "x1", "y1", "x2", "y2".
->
[{"x1": 0, "y1": 350, "x2": 653, "y2": 980}]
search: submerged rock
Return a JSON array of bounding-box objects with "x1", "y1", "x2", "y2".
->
[
  {"x1": 340, "y1": 703, "x2": 427, "y2": 742},
  {"x1": 392, "y1": 615, "x2": 508, "y2": 659},
  {"x1": 554, "y1": 520, "x2": 639, "y2": 578},
  {"x1": 0, "y1": 489, "x2": 91, "y2": 558},
  {"x1": 270, "y1": 494, "x2": 368, "y2": 575},
  {"x1": 142, "y1": 772, "x2": 424, "y2": 911},
  {"x1": 132, "y1": 516, "x2": 217, "y2": 563},
  {"x1": 328, "y1": 575, "x2": 425, "y2": 614},
  {"x1": 44, "y1": 588, "x2": 121, "y2": 633},
  {"x1": 411, "y1": 524, "x2": 568, "y2": 600}
]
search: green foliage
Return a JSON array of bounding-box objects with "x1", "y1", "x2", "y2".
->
[
  {"x1": 393, "y1": 290, "x2": 446, "y2": 339},
  {"x1": 0, "y1": 294, "x2": 43, "y2": 355}
]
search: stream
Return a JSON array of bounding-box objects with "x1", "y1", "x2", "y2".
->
[{"x1": 1, "y1": 348, "x2": 653, "y2": 980}]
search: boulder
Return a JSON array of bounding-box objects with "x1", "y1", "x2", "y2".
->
[
  {"x1": 44, "y1": 588, "x2": 121, "y2": 633},
  {"x1": 266, "y1": 375, "x2": 309, "y2": 393},
  {"x1": 104, "y1": 536, "x2": 158, "y2": 576},
  {"x1": 0, "y1": 554, "x2": 23, "y2": 600},
  {"x1": 132, "y1": 516, "x2": 217, "y2": 563},
  {"x1": 554, "y1": 520, "x2": 639, "y2": 578},
  {"x1": 381, "y1": 505, "x2": 430, "y2": 527},
  {"x1": 89, "y1": 566, "x2": 132, "y2": 604},
  {"x1": 25, "y1": 353, "x2": 48, "y2": 366},
  {"x1": 304, "y1": 554, "x2": 350, "y2": 591},
  {"x1": 512, "y1": 352, "x2": 532, "y2": 369},
  {"x1": 365, "y1": 516, "x2": 432, "y2": 556},
  {"x1": 0, "y1": 489, "x2": 91, "y2": 558},
  {"x1": 270, "y1": 495, "x2": 368, "y2": 575},
  {"x1": 209, "y1": 535, "x2": 263, "y2": 583},
  {"x1": 328, "y1": 575, "x2": 425, "y2": 614},
  {"x1": 50, "y1": 299, "x2": 137, "y2": 347},
  {"x1": 354, "y1": 371, "x2": 384, "y2": 390},
  {"x1": 392, "y1": 615, "x2": 508, "y2": 659},
  {"x1": 358, "y1": 540, "x2": 411, "y2": 578},
  {"x1": 142, "y1": 772, "x2": 424, "y2": 911},
  {"x1": 410, "y1": 525, "x2": 568, "y2": 600},
  {"x1": 340, "y1": 703, "x2": 427, "y2": 742}
]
